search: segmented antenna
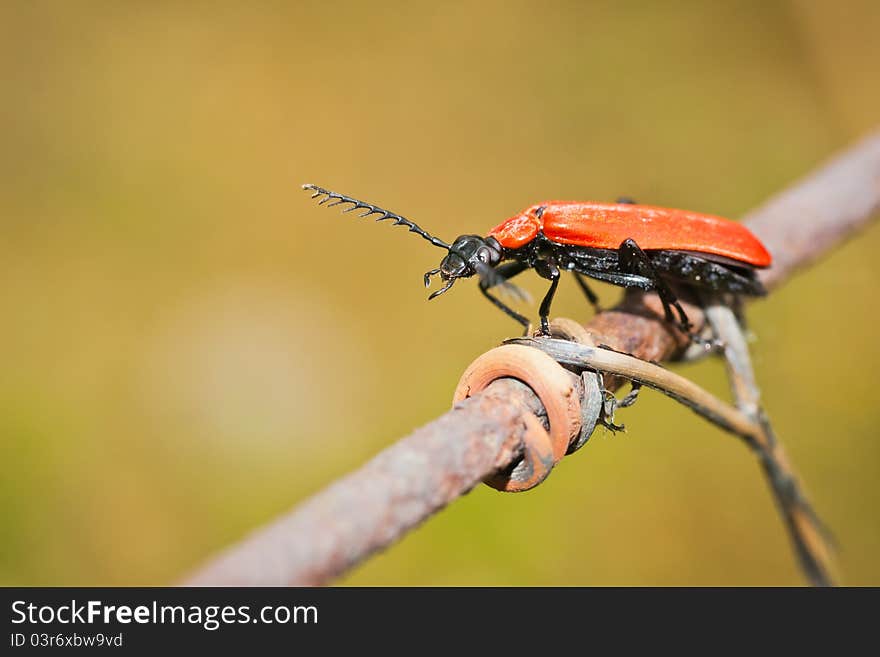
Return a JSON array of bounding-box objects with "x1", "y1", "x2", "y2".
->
[{"x1": 302, "y1": 184, "x2": 450, "y2": 250}]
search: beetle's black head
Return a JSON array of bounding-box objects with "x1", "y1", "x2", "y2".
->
[{"x1": 423, "y1": 235, "x2": 503, "y2": 300}]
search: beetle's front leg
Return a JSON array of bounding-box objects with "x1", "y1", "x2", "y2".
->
[
  {"x1": 479, "y1": 261, "x2": 531, "y2": 332},
  {"x1": 534, "y1": 260, "x2": 560, "y2": 336}
]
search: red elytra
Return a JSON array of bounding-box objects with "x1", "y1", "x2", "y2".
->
[{"x1": 488, "y1": 202, "x2": 772, "y2": 268}]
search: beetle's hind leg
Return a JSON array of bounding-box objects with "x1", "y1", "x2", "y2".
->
[
  {"x1": 616, "y1": 380, "x2": 642, "y2": 409},
  {"x1": 616, "y1": 238, "x2": 721, "y2": 349},
  {"x1": 617, "y1": 238, "x2": 693, "y2": 332},
  {"x1": 651, "y1": 250, "x2": 766, "y2": 345},
  {"x1": 596, "y1": 375, "x2": 642, "y2": 432}
]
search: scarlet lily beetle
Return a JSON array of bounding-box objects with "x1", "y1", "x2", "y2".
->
[{"x1": 302, "y1": 184, "x2": 772, "y2": 337}]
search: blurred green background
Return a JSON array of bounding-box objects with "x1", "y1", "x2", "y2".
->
[{"x1": 2, "y1": 1, "x2": 879, "y2": 586}]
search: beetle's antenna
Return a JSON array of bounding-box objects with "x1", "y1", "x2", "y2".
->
[{"x1": 302, "y1": 184, "x2": 450, "y2": 250}]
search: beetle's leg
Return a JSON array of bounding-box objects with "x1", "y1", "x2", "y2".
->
[
  {"x1": 617, "y1": 238, "x2": 692, "y2": 332},
  {"x1": 617, "y1": 381, "x2": 642, "y2": 409},
  {"x1": 479, "y1": 261, "x2": 530, "y2": 331},
  {"x1": 534, "y1": 260, "x2": 561, "y2": 336},
  {"x1": 595, "y1": 372, "x2": 626, "y2": 432},
  {"x1": 615, "y1": 196, "x2": 638, "y2": 205},
  {"x1": 598, "y1": 377, "x2": 641, "y2": 431},
  {"x1": 573, "y1": 272, "x2": 602, "y2": 312}
]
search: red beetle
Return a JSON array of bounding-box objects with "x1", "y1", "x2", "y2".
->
[{"x1": 303, "y1": 184, "x2": 772, "y2": 336}]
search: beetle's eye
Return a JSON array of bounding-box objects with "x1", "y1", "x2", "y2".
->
[{"x1": 477, "y1": 248, "x2": 489, "y2": 263}]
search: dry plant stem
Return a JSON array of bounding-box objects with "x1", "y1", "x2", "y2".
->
[
  {"x1": 514, "y1": 333, "x2": 835, "y2": 586},
  {"x1": 703, "y1": 302, "x2": 761, "y2": 418},
  {"x1": 506, "y1": 336, "x2": 763, "y2": 441},
  {"x1": 704, "y1": 300, "x2": 834, "y2": 586},
  {"x1": 184, "y1": 130, "x2": 880, "y2": 587}
]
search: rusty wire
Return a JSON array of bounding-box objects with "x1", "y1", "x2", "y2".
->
[{"x1": 183, "y1": 130, "x2": 880, "y2": 587}]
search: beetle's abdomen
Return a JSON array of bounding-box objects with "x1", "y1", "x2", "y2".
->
[{"x1": 490, "y1": 202, "x2": 772, "y2": 268}]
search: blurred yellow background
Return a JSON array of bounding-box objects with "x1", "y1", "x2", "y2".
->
[{"x1": 2, "y1": 1, "x2": 879, "y2": 586}]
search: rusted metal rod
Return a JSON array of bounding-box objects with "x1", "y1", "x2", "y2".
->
[
  {"x1": 185, "y1": 379, "x2": 539, "y2": 586},
  {"x1": 184, "y1": 130, "x2": 880, "y2": 586}
]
